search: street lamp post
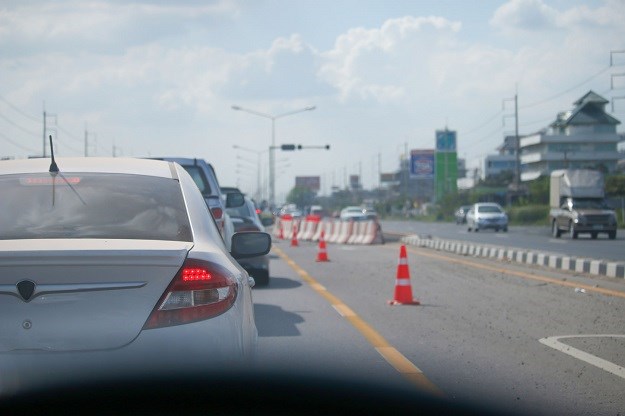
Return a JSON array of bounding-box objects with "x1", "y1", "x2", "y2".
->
[
  {"x1": 231, "y1": 105, "x2": 316, "y2": 209},
  {"x1": 233, "y1": 145, "x2": 266, "y2": 201}
]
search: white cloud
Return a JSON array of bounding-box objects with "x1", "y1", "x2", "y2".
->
[
  {"x1": 490, "y1": 0, "x2": 558, "y2": 32},
  {"x1": 491, "y1": 0, "x2": 625, "y2": 34},
  {"x1": 318, "y1": 16, "x2": 462, "y2": 103}
]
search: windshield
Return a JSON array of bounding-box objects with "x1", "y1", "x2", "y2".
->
[
  {"x1": 477, "y1": 205, "x2": 503, "y2": 214},
  {"x1": 0, "y1": 173, "x2": 192, "y2": 241},
  {"x1": 571, "y1": 199, "x2": 608, "y2": 209}
]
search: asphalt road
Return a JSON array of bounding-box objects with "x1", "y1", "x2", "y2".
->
[
  {"x1": 380, "y1": 220, "x2": 625, "y2": 263},
  {"x1": 253, "y1": 238, "x2": 625, "y2": 415}
]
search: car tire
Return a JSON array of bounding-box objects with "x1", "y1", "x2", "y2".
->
[
  {"x1": 591, "y1": 232, "x2": 598, "y2": 239},
  {"x1": 254, "y1": 270, "x2": 270, "y2": 287},
  {"x1": 503, "y1": 226, "x2": 508, "y2": 232},
  {"x1": 608, "y1": 231, "x2": 616, "y2": 240},
  {"x1": 551, "y1": 220, "x2": 561, "y2": 238}
]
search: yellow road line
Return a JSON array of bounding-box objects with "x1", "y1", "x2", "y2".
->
[
  {"x1": 272, "y1": 246, "x2": 444, "y2": 397},
  {"x1": 393, "y1": 244, "x2": 625, "y2": 299}
]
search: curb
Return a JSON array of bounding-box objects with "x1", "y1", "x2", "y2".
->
[{"x1": 400, "y1": 234, "x2": 625, "y2": 279}]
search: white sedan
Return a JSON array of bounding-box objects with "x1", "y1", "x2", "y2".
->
[
  {"x1": 466, "y1": 202, "x2": 509, "y2": 232},
  {"x1": 0, "y1": 157, "x2": 270, "y2": 394}
]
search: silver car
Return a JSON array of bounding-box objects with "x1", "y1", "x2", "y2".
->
[
  {"x1": 0, "y1": 157, "x2": 270, "y2": 394},
  {"x1": 466, "y1": 203, "x2": 508, "y2": 232}
]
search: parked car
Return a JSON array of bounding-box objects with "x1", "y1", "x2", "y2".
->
[
  {"x1": 454, "y1": 205, "x2": 472, "y2": 224},
  {"x1": 151, "y1": 157, "x2": 244, "y2": 249},
  {"x1": 226, "y1": 196, "x2": 271, "y2": 286},
  {"x1": 0, "y1": 156, "x2": 271, "y2": 393},
  {"x1": 339, "y1": 206, "x2": 367, "y2": 221},
  {"x1": 466, "y1": 203, "x2": 508, "y2": 232}
]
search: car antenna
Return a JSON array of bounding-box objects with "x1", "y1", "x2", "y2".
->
[{"x1": 49, "y1": 134, "x2": 59, "y2": 173}]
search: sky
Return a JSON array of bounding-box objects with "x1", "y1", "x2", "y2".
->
[{"x1": 1, "y1": 0, "x2": 625, "y2": 203}]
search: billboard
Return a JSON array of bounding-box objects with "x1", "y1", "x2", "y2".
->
[
  {"x1": 435, "y1": 129, "x2": 456, "y2": 152},
  {"x1": 380, "y1": 172, "x2": 396, "y2": 183},
  {"x1": 295, "y1": 176, "x2": 320, "y2": 191},
  {"x1": 410, "y1": 149, "x2": 435, "y2": 179}
]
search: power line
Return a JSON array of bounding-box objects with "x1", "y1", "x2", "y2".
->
[
  {"x1": 461, "y1": 110, "x2": 503, "y2": 136},
  {"x1": 0, "y1": 94, "x2": 39, "y2": 122},
  {"x1": 0, "y1": 131, "x2": 38, "y2": 153},
  {"x1": 520, "y1": 65, "x2": 611, "y2": 110},
  {"x1": 0, "y1": 111, "x2": 39, "y2": 137}
]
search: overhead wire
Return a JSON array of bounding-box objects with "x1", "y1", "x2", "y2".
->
[
  {"x1": 0, "y1": 131, "x2": 38, "y2": 153},
  {"x1": 520, "y1": 65, "x2": 612, "y2": 110}
]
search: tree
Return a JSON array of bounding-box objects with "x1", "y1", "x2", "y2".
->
[{"x1": 286, "y1": 187, "x2": 316, "y2": 208}]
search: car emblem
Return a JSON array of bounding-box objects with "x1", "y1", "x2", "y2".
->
[{"x1": 16, "y1": 280, "x2": 36, "y2": 302}]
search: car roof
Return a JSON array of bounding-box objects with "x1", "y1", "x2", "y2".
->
[{"x1": 0, "y1": 157, "x2": 175, "y2": 178}]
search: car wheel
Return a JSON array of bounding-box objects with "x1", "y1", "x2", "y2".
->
[
  {"x1": 568, "y1": 221, "x2": 578, "y2": 239},
  {"x1": 250, "y1": 270, "x2": 269, "y2": 287},
  {"x1": 551, "y1": 220, "x2": 561, "y2": 238},
  {"x1": 608, "y1": 231, "x2": 616, "y2": 240},
  {"x1": 503, "y1": 226, "x2": 508, "y2": 232},
  {"x1": 591, "y1": 232, "x2": 598, "y2": 239}
]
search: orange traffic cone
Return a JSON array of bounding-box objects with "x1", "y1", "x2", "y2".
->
[
  {"x1": 315, "y1": 230, "x2": 330, "y2": 262},
  {"x1": 291, "y1": 222, "x2": 299, "y2": 247},
  {"x1": 388, "y1": 245, "x2": 420, "y2": 306}
]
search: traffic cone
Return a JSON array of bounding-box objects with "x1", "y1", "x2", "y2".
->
[
  {"x1": 388, "y1": 245, "x2": 420, "y2": 306},
  {"x1": 315, "y1": 230, "x2": 330, "y2": 262},
  {"x1": 291, "y1": 222, "x2": 299, "y2": 247}
]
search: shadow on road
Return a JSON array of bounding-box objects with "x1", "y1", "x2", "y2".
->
[
  {"x1": 253, "y1": 276, "x2": 302, "y2": 290},
  {"x1": 254, "y1": 303, "x2": 305, "y2": 337}
]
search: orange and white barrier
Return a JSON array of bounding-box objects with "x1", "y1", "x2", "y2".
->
[{"x1": 276, "y1": 216, "x2": 384, "y2": 245}]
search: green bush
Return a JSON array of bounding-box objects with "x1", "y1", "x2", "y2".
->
[{"x1": 507, "y1": 205, "x2": 549, "y2": 225}]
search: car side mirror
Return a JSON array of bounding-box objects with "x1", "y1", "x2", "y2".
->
[
  {"x1": 231, "y1": 232, "x2": 271, "y2": 259},
  {"x1": 225, "y1": 192, "x2": 245, "y2": 208}
]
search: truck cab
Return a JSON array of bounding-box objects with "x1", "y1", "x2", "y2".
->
[{"x1": 548, "y1": 168, "x2": 618, "y2": 240}]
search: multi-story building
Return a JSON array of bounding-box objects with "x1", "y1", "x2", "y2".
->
[
  {"x1": 520, "y1": 91, "x2": 623, "y2": 181},
  {"x1": 484, "y1": 135, "x2": 518, "y2": 178}
]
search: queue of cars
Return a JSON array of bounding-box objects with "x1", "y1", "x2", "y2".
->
[{"x1": 0, "y1": 156, "x2": 271, "y2": 394}]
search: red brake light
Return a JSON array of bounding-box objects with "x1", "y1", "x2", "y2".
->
[
  {"x1": 144, "y1": 259, "x2": 238, "y2": 329},
  {"x1": 210, "y1": 207, "x2": 224, "y2": 220},
  {"x1": 255, "y1": 209, "x2": 261, "y2": 214}
]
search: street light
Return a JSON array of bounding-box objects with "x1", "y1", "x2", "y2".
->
[
  {"x1": 233, "y1": 145, "x2": 267, "y2": 202},
  {"x1": 231, "y1": 105, "x2": 316, "y2": 208}
]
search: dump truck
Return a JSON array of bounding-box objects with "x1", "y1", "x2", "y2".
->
[{"x1": 549, "y1": 169, "x2": 617, "y2": 239}]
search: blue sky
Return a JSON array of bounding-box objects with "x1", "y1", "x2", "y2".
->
[{"x1": 1, "y1": 0, "x2": 624, "y2": 202}]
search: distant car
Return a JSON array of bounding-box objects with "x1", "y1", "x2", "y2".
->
[
  {"x1": 0, "y1": 156, "x2": 271, "y2": 392},
  {"x1": 227, "y1": 197, "x2": 270, "y2": 286},
  {"x1": 454, "y1": 205, "x2": 472, "y2": 224},
  {"x1": 339, "y1": 206, "x2": 366, "y2": 221},
  {"x1": 466, "y1": 203, "x2": 508, "y2": 232}
]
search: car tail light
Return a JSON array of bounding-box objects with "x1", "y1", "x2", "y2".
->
[
  {"x1": 144, "y1": 259, "x2": 238, "y2": 329},
  {"x1": 210, "y1": 206, "x2": 224, "y2": 221}
]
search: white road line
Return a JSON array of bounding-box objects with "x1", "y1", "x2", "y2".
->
[{"x1": 539, "y1": 335, "x2": 625, "y2": 380}]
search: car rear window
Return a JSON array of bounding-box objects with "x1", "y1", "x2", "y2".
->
[
  {"x1": 0, "y1": 173, "x2": 192, "y2": 241},
  {"x1": 181, "y1": 165, "x2": 212, "y2": 195}
]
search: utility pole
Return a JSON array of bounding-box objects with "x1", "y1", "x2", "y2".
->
[{"x1": 503, "y1": 91, "x2": 520, "y2": 204}]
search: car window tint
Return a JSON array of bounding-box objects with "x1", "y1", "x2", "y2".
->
[
  {"x1": 227, "y1": 203, "x2": 253, "y2": 218},
  {"x1": 181, "y1": 165, "x2": 211, "y2": 194},
  {"x1": 0, "y1": 173, "x2": 192, "y2": 241},
  {"x1": 478, "y1": 206, "x2": 502, "y2": 213}
]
